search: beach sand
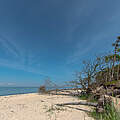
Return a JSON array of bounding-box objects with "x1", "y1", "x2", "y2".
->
[{"x1": 0, "y1": 93, "x2": 94, "y2": 120}]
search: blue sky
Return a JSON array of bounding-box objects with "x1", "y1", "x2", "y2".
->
[{"x1": 0, "y1": 0, "x2": 120, "y2": 87}]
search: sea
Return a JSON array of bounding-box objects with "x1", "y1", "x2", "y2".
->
[
  {"x1": 0, "y1": 86, "x2": 75, "y2": 96},
  {"x1": 0, "y1": 87, "x2": 39, "y2": 96}
]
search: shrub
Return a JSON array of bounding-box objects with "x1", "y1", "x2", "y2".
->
[
  {"x1": 38, "y1": 86, "x2": 46, "y2": 94},
  {"x1": 91, "y1": 102, "x2": 120, "y2": 120}
]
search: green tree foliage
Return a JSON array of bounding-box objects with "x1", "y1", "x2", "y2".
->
[{"x1": 71, "y1": 36, "x2": 120, "y2": 91}]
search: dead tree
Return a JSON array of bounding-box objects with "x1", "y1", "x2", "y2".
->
[
  {"x1": 56, "y1": 101, "x2": 97, "y2": 107},
  {"x1": 56, "y1": 95, "x2": 112, "y2": 113}
]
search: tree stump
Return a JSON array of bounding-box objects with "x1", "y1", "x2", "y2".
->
[{"x1": 96, "y1": 95, "x2": 112, "y2": 113}]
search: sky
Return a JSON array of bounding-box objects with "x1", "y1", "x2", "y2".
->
[{"x1": 0, "y1": 0, "x2": 120, "y2": 87}]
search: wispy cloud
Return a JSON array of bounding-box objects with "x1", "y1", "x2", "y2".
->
[
  {"x1": 0, "y1": 58, "x2": 47, "y2": 76},
  {"x1": 0, "y1": 35, "x2": 47, "y2": 76},
  {"x1": 66, "y1": 42, "x2": 95, "y2": 64},
  {"x1": 65, "y1": 0, "x2": 120, "y2": 65},
  {"x1": 0, "y1": 35, "x2": 21, "y2": 58},
  {"x1": 0, "y1": 82, "x2": 16, "y2": 86},
  {"x1": 66, "y1": 32, "x2": 111, "y2": 65}
]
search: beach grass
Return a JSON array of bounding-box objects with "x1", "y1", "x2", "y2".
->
[
  {"x1": 91, "y1": 102, "x2": 120, "y2": 120},
  {"x1": 78, "y1": 94, "x2": 97, "y2": 103}
]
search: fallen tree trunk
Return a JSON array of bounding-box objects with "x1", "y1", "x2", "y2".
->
[
  {"x1": 50, "y1": 93, "x2": 80, "y2": 96},
  {"x1": 56, "y1": 101, "x2": 97, "y2": 107}
]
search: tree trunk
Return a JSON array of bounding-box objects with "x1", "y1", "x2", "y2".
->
[
  {"x1": 56, "y1": 101, "x2": 97, "y2": 107},
  {"x1": 112, "y1": 49, "x2": 117, "y2": 80},
  {"x1": 117, "y1": 64, "x2": 119, "y2": 81}
]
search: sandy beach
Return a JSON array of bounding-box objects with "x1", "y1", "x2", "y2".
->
[{"x1": 0, "y1": 93, "x2": 94, "y2": 120}]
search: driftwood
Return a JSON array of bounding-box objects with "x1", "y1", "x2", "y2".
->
[
  {"x1": 56, "y1": 95, "x2": 112, "y2": 113},
  {"x1": 49, "y1": 92, "x2": 81, "y2": 96},
  {"x1": 56, "y1": 101, "x2": 97, "y2": 107},
  {"x1": 38, "y1": 86, "x2": 113, "y2": 113}
]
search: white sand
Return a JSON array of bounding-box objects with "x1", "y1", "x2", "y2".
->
[{"x1": 0, "y1": 93, "x2": 94, "y2": 120}]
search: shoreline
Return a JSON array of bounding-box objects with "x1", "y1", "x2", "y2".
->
[
  {"x1": 0, "y1": 87, "x2": 81, "y2": 97},
  {"x1": 0, "y1": 92, "x2": 38, "y2": 97},
  {"x1": 0, "y1": 86, "x2": 81, "y2": 96},
  {"x1": 0, "y1": 87, "x2": 38, "y2": 96}
]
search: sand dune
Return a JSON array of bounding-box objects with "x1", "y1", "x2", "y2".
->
[{"x1": 0, "y1": 93, "x2": 94, "y2": 120}]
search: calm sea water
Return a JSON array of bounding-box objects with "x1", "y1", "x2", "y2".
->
[{"x1": 0, "y1": 87, "x2": 39, "y2": 96}]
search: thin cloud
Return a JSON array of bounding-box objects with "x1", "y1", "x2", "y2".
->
[
  {"x1": 0, "y1": 82, "x2": 16, "y2": 86},
  {"x1": 66, "y1": 42, "x2": 95, "y2": 65},
  {"x1": 0, "y1": 58, "x2": 47, "y2": 76},
  {"x1": 0, "y1": 35, "x2": 21, "y2": 58},
  {"x1": 66, "y1": 32, "x2": 110, "y2": 65},
  {"x1": 0, "y1": 35, "x2": 46, "y2": 76}
]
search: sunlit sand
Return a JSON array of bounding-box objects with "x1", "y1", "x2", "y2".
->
[{"x1": 0, "y1": 93, "x2": 93, "y2": 120}]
